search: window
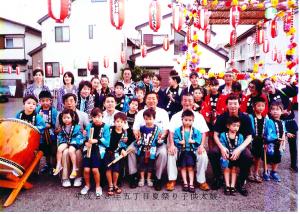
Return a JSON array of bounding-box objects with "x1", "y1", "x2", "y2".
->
[
  {"x1": 91, "y1": 0, "x2": 106, "y2": 2},
  {"x1": 90, "y1": 62, "x2": 99, "y2": 75},
  {"x1": 55, "y1": 26, "x2": 70, "y2": 42},
  {"x1": 45, "y1": 62, "x2": 60, "y2": 77},
  {"x1": 174, "y1": 31, "x2": 185, "y2": 55},
  {"x1": 88, "y1": 25, "x2": 94, "y2": 39},
  {"x1": 78, "y1": 68, "x2": 87, "y2": 77},
  {"x1": 4, "y1": 36, "x2": 24, "y2": 49},
  {"x1": 152, "y1": 34, "x2": 167, "y2": 45}
]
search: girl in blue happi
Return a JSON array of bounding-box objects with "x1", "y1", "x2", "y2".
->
[
  {"x1": 104, "y1": 112, "x2": 128, "y2": 196},
  {"x1": 174, "y1": 109, "x2": 202, "y2": 193},
  {"x1": 248, "y1": 97, "x2": 276, "y2": 183},
  {"x1": 53, "y1": 109, "x2": 83, "y2": 179},
  {"x1": 135, "y1": 108, "x2": 163, "y2": 187},
  {"x1": 16, "y1": 95, "x2": 46, "y2": 135},
  {"x1": 263, "y1": 101, "x2": 287, "y2": 182},
  {"x1": 114, "y1": 81, "x2": 130, "y2": 112},
  {"x1": 81, "y1": 107, "x2": 110, "y2": 197},
  {"x1": 220, "y1": 116, "x2": 244, "y2": 196},
  {"x1": 36, "y1": 90, "x2": 58, "y2": 174}
]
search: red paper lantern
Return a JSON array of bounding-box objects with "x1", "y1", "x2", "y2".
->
[
  {"x1": 46, "y1": 64, "x2": 52, "y2": 76},
  {"x1": 271, "y1": 19, "x2": 278, "y2": 38},
  {"x1": 48, "y1": 0, "x2": 71, "y2": 23},
  {"x1": 16, "y1": 66, "x2": 20, "y2": 75},
  {"x1": 257, "y1": 29, "x2": 264, "y2": 45},
  {"x1": 141, "y1": 45, "x2": 147, "y2": 58},
  {"x1": 199, "y1": 8, "x2": 209, "y2": 30},
  {"x1": 163, "y1": 37, "x2": 170, "y2": 51},
  {"x1": 272, "y1": 47, "x2": 277, "y2": 61},
  {"x1": 230, "y1": 6, "x2": 240, "y2": 29},
  {"x1": 172, "y1": 3, "x2": 183, "y2": 32},
  {"x1": 263, "y1": 39, "x2": 270, "y2": 53},
  {"x1": 149, "y1": 0, "x2": 161, "y2": 32},
  {"x1": 236, "y1": 73, "x2": 246, "y2": 80},
  {"x1": 61, "y1": 65, "x2": 64, "y2": 75},
  {"x1": 283, "y1": 11, "x2": 292, "y2": 33},
  {"x1": 230, "y1": 30, "x2": 237, "y2": 46},
  {"x1": 277, "y1": 50, "x2": 282, "y2": 63},
  {"x1": 109, "y1": 0, "x2": 125, "y2": 30},
  {"x1": 204, "y1": 29, "x2": 211, "y2": 44},
  {"x1": 120, "y1": 51, "x2": 126, "y2": 64},
  {"x1": 7, "y1": 65, "x2": 12, "y2": 74},
  {"x1": 103, "y1": 56, "x2": 109, "y2": 68},
  {"x1": 87, "y1": 59, "x2": 93, "y2": 71}
]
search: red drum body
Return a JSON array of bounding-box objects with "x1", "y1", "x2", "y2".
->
[{"x1": 0, "y1": 118, "x2": 40, "y2": 176}]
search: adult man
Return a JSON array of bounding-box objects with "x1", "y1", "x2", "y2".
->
[
  {"x1": 55, "y1": 93, "x2": 89, "y2": 187},
  {"x1": 218, "y1": 70, "x2": 234, "y2": 95},
  {"x1": 182, "y1": 72, "x2": 205, "y2": 96},
  {"x1": 166, "y1": 93, "x2": 210, "y2": 191},
  {"x1": 209, "y1": 93, "x2": 253, "y2": 196},
  {"x1": 128, "y1": 92, "x2": 169, "y2": 190}
]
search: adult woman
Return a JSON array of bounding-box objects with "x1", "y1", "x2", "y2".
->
[
  {"x1": 24, "y1": 68, "x2": 50, "y2": 98},
  {"x1": 99, "y1": 74, "x2": 112, "y2": 110},
  {"x1": 76, "y1": 80, "x2": 94, "y2": 117},
  {"x1": 91, "y1": 76, "x2": 101, "y2": 108},
  {"x1": 152, "y1": 74, "x2": 165, "y2": 108},
  {"x1": 240, "y1": 79, "x2": 268, "y2": 116},
  {"x1": 56, "y1": 72, "x2": 77, "y2": 112},
  {"x1": 263, "y1": 78, "x2": 298, "y2": 172},
  {"x1": 121, "y1": 68, "x2": 136, "y2": 99}
]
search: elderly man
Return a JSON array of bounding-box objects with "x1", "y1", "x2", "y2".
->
[
  {"x1": 210, "y1": 93, "x2": 253, "y2": 196},
  {"x1": 166, "y1": 93, "x2": 210, "y2": 191},
  {"x1": 55, "y1": 93, "x2": 89, "y2": 188},
  {"x1": 128, "y1": 92, "x2": 169, "y2": 190}
]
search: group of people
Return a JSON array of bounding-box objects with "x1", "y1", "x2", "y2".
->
[{"x1": 17, "y1": 67, "x2": 298, "y2": 198}]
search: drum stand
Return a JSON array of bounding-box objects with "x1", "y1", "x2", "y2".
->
[{"x1": 0, "y1": 151, "x2": 43, "y2": 207}]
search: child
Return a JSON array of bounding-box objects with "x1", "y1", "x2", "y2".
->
[
  {"x1": 81, "y1": 107, "x2": 110, "y2": 197},
  {"x1": 220, "y1": 116, "x2": 244, "y2": 196},
  {"x1": 104, "y1": 112, "x2": 128, "y2": 196},
  {"x1": 53, "y1": 109, "x2": 83, "y2": 179},
  {"x1": 16, "y1": 95, "x2": 46, "y2": 134},
  {"x1": 126, "y1": 98, "x2": 139, "y2": 145},
  {"x1": 173, "y1": 110, "x2": 202, "y2": 193},
  {"x1": 192, "y1": 87, "x2": 208, "y2": 114},
  {"x1": 134, "y1": 87, "x2": 146, "y2": 111},
  {"x1": 135, "y1": 108, "x2": 162, "y2": 187},
  {"x1": 136, "y1": 73, "x2": 153, "y2": 95},
  {"x1": 263, "y1": 101, "x2": 287, "y2": 182},
  {"x1": 36, "y1": 91, "x2": 58, "y2": 174},
  {"x1": 114, "y1": 81, "x2": 130, "y2": 112},
  {"x1": 248, "y1": 97, "x2": 274, "y2": 183}
]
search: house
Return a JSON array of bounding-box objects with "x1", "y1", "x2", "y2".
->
[
  {"x1": 225, "y1": 12, "x2": 299, "y2": 76},
  {"x1": 129, "y1": 13, "x2": 229, "y2": 88},
  {"x1": 35, "y1": 0, "x2": 128, "y2": 91},
  {"x1": 0, "y1": 17, "x2": 42, "y2": 97}
]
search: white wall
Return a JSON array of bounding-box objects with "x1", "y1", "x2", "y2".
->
[{"x1": 42, "y1": 0, "x2": 127, "y2": 89}]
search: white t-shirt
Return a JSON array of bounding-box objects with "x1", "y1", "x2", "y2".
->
[
  {"x1": 169, "y1": 110, "x2": 209, "y2": 133},
  {"x1": 103, "y1": 109, "x2": 129, "y2": 129},
  {"x1": 133, "y1": 107, "x2": 170, "y2": 131}
]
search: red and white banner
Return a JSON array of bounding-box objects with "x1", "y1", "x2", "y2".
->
[
  {"x1": 271, "y1": 19, "x2": 278, "y2": 38},
  {"x1": 16, "y1": 66, "x2": 20, "y2": 75},
  {"x1": 8, "y1": 65, "x2": 12, "y2": 74},
  {"x1": 199, "y1": 8, "x2": 209, "y2": 30},
  {"x1": 257, "y1": 29, "x2": 264, "y2": 45},
  {"x1": 230, "y1": 30, "x2": 237, "y2": 46},
  {"x1": 204, "y1": 29, "x2": 211, "y2": 44},
  {"x1": 120, "y1": 51, "x2": 126, "y2": 64}
]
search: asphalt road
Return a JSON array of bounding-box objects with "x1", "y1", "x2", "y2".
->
[{"x1": 0, "y1": 98, "x2": 298, "y2": 212}]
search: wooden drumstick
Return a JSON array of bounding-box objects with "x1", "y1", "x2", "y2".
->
[{"x1": 87, "y1": 128, "x2": 94, "y2": 158}]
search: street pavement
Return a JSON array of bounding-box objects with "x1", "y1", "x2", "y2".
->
[{"x1": 0, "y1": 98, "x2": 298, "y2": 212}]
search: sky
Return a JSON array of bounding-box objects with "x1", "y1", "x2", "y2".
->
[{"x1": 0, "y1": 0, "x2": 252, "y2": 45}]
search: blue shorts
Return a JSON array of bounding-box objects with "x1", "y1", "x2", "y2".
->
[
  {"x1": 177, "y1": 151, "x2": 196, "y2": 168},
  {"x1": 103, "y1": 151, "x2": 120, "y2": 173},
  {"x1": 83, "y1": 146, "x2": 101, "y2": 168}
]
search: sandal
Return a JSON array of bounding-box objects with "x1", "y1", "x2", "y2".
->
[
  {"x1": 107, "y1": 186, "x2": 114, "y2": 196},
  {"x1": 182, "y1": 184, "x2": 189, "y2": 192},
  {"x1": 53, "y1": 166, "x2": 63, "y2": 176},
  {"x1": 69, "y1": 170, "x2": 77, "y2": 179},
  {"x1": 188, "y1": 185, "x2": 195, "y2": 193},
  {"x1": 114, "y1": 186, "x2": 122, "y2": 194},
  {"x1": 230, "y1": 187, "x2": 236, "y2": 196}
]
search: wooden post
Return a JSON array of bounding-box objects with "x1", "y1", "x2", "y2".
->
[{"x1": 87, "y1": 128, "x2": 94, "y2": 158}]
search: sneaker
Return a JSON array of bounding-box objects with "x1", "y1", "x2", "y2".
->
[
  {"x1": 263, "y1": 171, "x2": 270, "y2": 181},
  {"x1": 74, "y1": 177, "x2": 82, "y2": 187},
  {"x1": 62, "y1": 179, "x2": 71, "y2": 188},
  {"x1": 80, "y1": 186, "x2": 90, "y2": 195},
  {"x1": 138, "y1": 178, "x2": 145, "y2": 187},
  {"x1": 147, "y1": 179, "x2": 153, "y2": 187},
  {"x1": 270, "y1": 171, "x2": 281, "y2": 182},
  {"x1": 96, "y1": 187, "x2": 102, "y2": 197}
]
